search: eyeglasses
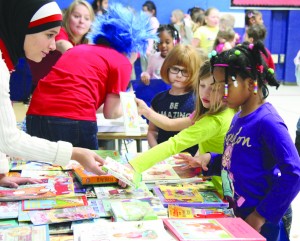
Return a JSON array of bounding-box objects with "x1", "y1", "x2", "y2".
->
[{"x1": 168, "y1": 66, "x2": 189, "y2": 77}]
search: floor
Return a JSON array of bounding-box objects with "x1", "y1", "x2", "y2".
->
[{"x1": 122, "y1": 84, "x2": 300, "y2": 241}]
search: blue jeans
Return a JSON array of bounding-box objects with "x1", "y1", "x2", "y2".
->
[{"x1": 26, "y1": 115, "x2": 98, "y2": 149}]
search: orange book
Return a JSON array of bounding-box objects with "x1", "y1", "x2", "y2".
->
[{"x1": 74, "y1": 167, "x2": 118, "y2": 185}]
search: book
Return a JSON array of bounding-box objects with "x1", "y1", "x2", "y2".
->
[
  {"x1": 120, "y1": 91, "x2": 141, "y2": 135},
  {"x1": 88, "y1": 198, "x2": 111, "y2": 217},
  {"x1": 110, "y1": 200, "x2": 158, "y2": 221},
  {"x1": 18, "y1": 202, "x2": 31, "y2": 222},
  {"x1": 50, "y1": 235, "x2": 73, "y2": 241},
  {"x1": 20, "y1": 170, "x2": 69, "y2": 178},
  {"x1": 74, "y1": 167, "x2": 119, "y2": 185},
  {"x1": 0, "y1": 225, "x2": 50, "y2": 241},
  {"x1": 163, "y1": 218, "x2": 266, "y2": 241},
  {"x1": 9, "y1": 160, "x2": 62, "y2": 171},
  {"x1": 49, "y1": 222, "x2": 72, "y2": 235},
  {"x1": 101, "y1": 157, "x2": 142, "y2": 189},
  {"x1": 94, "y1": 183, "x2": 152, "y2": 200},
  {"x1": 0, "y1": 219, "x2": 19, "y2": 229},
  {"x1": 22, "y1": 196, "x2": 88, "y2": 211},
  {"x1": 153, "y1": 186, "x2": 228, "y2": 208},
  {"x1": 73, "y1": 220, "x2": 172, "y2": 241},
  {"x1": 168, "y1": 205, "x2": 235, "y2": 219},
  {"x1": 0, "y1": 176, "x2": 74, "y2": 201},
  {"x1": 142, "y1": 164, "x2": 181, "y2": 183},
  {"x1": 29, "y1": 206, "x2": 99, "y2": 225},
  {"x1": 67, "y1": 171, "x2": 86, "y2": 193},
  {"x1": 0, "y1": 201, "x2": 19, "y2": 219}
]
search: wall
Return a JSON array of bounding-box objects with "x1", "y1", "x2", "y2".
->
[{"x1": 56, "y1": 0, "x2": 300, "y2": 83}]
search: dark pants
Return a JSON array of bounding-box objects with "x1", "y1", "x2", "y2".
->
[{"x1": 26, "y1": 115, "x2": 98, "y2": 150}]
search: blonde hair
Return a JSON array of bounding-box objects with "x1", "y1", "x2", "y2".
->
[
  {"x1": 63, "y1": 0, "x2": 95, "y2": 44},
  {"x1": 192, "y1": 60, "x2": 227, "y2": 122},
  {"x1": 213, "y1": 27, "x2": 235, "y2": 50},
  {"x1": 160, "y1": 44, "x2": 200, "y2": 92},
  {"x1": 219, "y1": 13, "x2": 235, "y2": 30}
]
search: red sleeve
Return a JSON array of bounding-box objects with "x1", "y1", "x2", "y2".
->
[
  {"x1": 55, "y1": 27, "x2": 69, "y2": 42},
  {"x1": 107, "y1": 62, "x2": 132, "y2": 94}
]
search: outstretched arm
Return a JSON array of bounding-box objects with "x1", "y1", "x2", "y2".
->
[{"x1": 136, "y1": 98, "x2": 193, "y2": 131}]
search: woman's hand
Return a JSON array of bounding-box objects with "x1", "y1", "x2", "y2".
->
[
  {"x1": 0, "y1": 174, "x2": 42, "y2": 188},
  {"x1": 174, "y1": 153, "x2": 211, "y2": 171},
  {"x1": 245, "y1": 210, "x2": 266, "y2": 232},
  {"x1": 71, "y1": 147, "x2": 107, "y2": 176}
]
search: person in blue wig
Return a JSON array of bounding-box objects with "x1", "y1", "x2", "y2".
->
[{"x1": 26, "y1": 4, "x2": 157, "y2": 150}]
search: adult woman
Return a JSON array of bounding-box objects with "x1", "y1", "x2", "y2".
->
[
  {"x1": 28, "y1": 0, "x2": 94, "y2": 90},
  {"x1": 0, "y1": 0, "x2": 104, "y2": 187}
]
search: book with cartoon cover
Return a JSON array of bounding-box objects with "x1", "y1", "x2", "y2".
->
[
  {"x1": 0, "y1": 225, "x2": 50, "y2": 241},
  {"x1": 0, "y1": 201, "x2": 19, "y2": 219},
  {"x1": 142, "y1": 164, "x2": 181, "y2": 183}
]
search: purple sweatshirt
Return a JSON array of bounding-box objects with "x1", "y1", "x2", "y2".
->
[{"x1": 208, "y1": 102, "x2": 300, "y2": 223}]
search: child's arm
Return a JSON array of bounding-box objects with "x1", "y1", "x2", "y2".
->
[
  {"x1": 174, "y1": 152, "x2": 211, "y2": 170},
  {"x1": 244, "y1": 209, "x2": 266, "y2": 233},
  {"x1": 147, "y1": 121, "x2": 158, "y2": 148},
  {"x1": 136, "y1": 98, "x2": 192, "y2": 131}
]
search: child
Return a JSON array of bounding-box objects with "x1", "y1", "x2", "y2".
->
[
  {"x1": 129, "y1": 60, "x2": 235, "y2": 172},
  {"x1": 179, "y1": 42, "x2": 300, "y2": 241},
  {"x1": 213, "y1": 27, "x2": 236, "y2": 53},
  {"x1": 245, "y1": 24, "x2": 275, "y2": 70},
  {"x1": 141, "y1": 24, "x2": 179, "y2": 85},
  {"x1": 192, "y1": 7, "x2": 220, "y2": 53},
  {"x1": 26, "y1": 4, "x2": 156, "y2": 150},
  {"x1": 245, "y1": 10, "x2": 264, "y2": 27},
  {"x1": 170, "y1": 9, "x2": 193, "y2": 45}
]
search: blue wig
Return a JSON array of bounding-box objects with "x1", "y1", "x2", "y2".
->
[{"x1": 87, "y1": 3, "x2": 158, "y2": 56}]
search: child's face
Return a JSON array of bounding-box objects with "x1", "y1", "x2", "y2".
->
[
  {"x1": 213, "y1": 67, "x2": 251, "y2": 109},
  {"x1": 168, "y1": 65, "x2": 189, "y2": 90},
  {"x1": 199, "y1": 76, "x2": 214, "y2": 109},
  {"x1": 158, "y1": 31, "x2": 175, "y2": 58},
  {"x1": 205, "y1": 9, "x2": 220, "y2": 27},
  {"x1": 170, "y1": 14, "x2": 177, "y2": 24},
  {"x1": 142, "y1": 7, "x2": 154, "y2": 17}
]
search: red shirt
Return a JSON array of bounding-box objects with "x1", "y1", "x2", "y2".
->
[{"x1": 27, "y1": 44, "x2": 132, "y2": 121}]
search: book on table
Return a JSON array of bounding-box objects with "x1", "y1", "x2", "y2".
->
[
  {"x1": 163, "y1": 218, "x2": 266, "y2": 241},
  {"x1": 0, "y1": 225, "x2": 49, "y2": 241},
  {"x1": 0, "y1": 201, "x2": 19, "y2": 219}
]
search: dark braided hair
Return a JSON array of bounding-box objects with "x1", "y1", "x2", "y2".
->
[
  {"x1": 209, "y1": 41, "x2": 279, "y2": 99},
  {"x1": 155, "y1": 24, "x2": 180, "y2": 50}
]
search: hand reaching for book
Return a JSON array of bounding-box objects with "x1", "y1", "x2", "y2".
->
[
  {"x1": 0, "y1": 174, "x2": 42, "y2": 188},
  {"x1": 71, "y1": 147, "x2": 106, "y2": 176},
  {"x1": 174, "y1": 153, "x2": 211, "y2": 171}
]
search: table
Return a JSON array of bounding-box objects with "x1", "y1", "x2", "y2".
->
[{"x1": 97, "y1": 132, "x2": 147, "y2": 152}]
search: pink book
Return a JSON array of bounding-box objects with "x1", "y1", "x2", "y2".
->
[{"x1": 163, "y1": 218, "x2": 266, "y2": 241}]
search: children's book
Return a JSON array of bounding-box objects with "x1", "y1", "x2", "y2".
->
[
  {"x1": 50, "y1": 235, "x2": 73, "y2": 241},
  {"x1": 101, "y1": 157, "x2": 142, "y2": 189},
  {"x1": 94, "y1": 182, "x2": 152, "y2": 200},
  {"x1": 74, "y1": 167, "x2": 119, "y2": 185},
  {"x1": 67, "y1": 171, "x2": 86, "y2": 193},
  {"x1": 168, "y1": 205, "x2": 235, "y2": 219},
  {"x1": 73, "y1": 220, "x2": 172, "y2": 241},
  {"x1": 88, "y1": 198, "x2": 111, "y2": 217},
  {"x1": 22, "y1": 196, "x2": 88, "y2": 211},
  {"x1": 153, "y1": 186, "x2": 228, "y2": 208},
  {"x1": 29, "y1": 206, "x2": 99, "y2": 225},
  {"x1": 0, "y1": 177, "x2": 74, "y2": 201},
  {"x1": 0, "y1": 201, "x2": 19, "y2": 219},
  {"x1": 110, "y1": 200, "x2": 158, "y2": 221},
  {"x1": 142, "y1": 164, "x2": 181, "y2": 183},
  {"x1": 20, "y1": 170, "x2": 69, "y2": 178},
  {"x1": 18, "y1": 202, "x2": 31, "y2": 222},
  {"x1": 0, "y1": 219, "x2": 18, "y2": 229},
  {"x1": 9, "y1": 160, "x2": 62, "y2": 171},
  {"x1": 0, "y1": 225, "x2": 50, "y2": 241},
  {"x1": 120, "y1": 91, "x2": 141, "y2": 135},
  {"x1": 163, "y1": 218, "x2": 266, "y2": 241}
]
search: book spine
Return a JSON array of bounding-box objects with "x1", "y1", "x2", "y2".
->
[{"x1": 75, "y1": 172, "x2": 118, "y2": 185}]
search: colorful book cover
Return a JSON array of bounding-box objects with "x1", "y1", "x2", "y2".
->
[
  {"x1": 168, "y1": 205, "x2": 235, "y2": 219},
  {"x1": 153, "y1": 187, "x2": 228, "y2": 208},
  {"x1": 67, "y1": 171, "x2": 86, "y2": 193},
  {"x1": 94, "y1": 183, "x2": 152, "y2": 200},
  {"x1": 18, "y1": 202, "x2": 31, "y2": 222},
  {"x1": 20, "y1": 170, "x2": 69, "y2": 178},
  {"x1": 163, "y1": 218, "x2": 266, "y2": 241},
  {"x1": 120, "y1": 91, "x2": 141, "y2": 135},
  {"x1": 142, "y1": 164, "x2": 180, "y2": 183},
  {"x1": 50, "y1": 235, "x2": 73, "y2": 241},
  {"x1": 159, "y1": 185, "x2": 204, "y2": 202},
  {"x1": 88, "y1": 198, "x2": 111, "y2": 217},
  {"x1": 0, "y1": 219, "x2": 18, "y2": 229},
  {"x1": 101, "y1": 157, "x2": 142, "y2": 189},
  {"x1": 22, "y1": 196, "x2": 88, "y2": 211},
  {"x1": 0, "y1": 201, "x2": 19, "y2": 219},
  {"x1": 111, "y1": 201, "x2": 158, "y2": 221},
  {"x1": 9, "y1": 160, "x2": 62, "y2": 171},
  {"x1": 0, "y1": 177, "x2": 74, "y2": 201},
  {"x1": 29, "y1": 206, "x2": 99, "y2": 225},
  {"x1": 74, "y1": 167, "x2": 119, "y2": 185},
  {"x1": 73, "y1": 220, "x2": 171, "y2": 241},
  {"x1": 0, "y1": 225, "x2": 50, "y2": 241}
]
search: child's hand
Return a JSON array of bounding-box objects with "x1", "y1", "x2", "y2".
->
[
  {"x1": 174, "y1": 153, "x2": 211, "y2": 171},
  {"x1": 0, "y1": 174, "x2": 42, "y2": 188},
  {"x1": 141, "y1": 73, "x2": 151, "y2": 85},
  {"x1": 135, "y1": 98, "x2": 150, "y2": 116},
  {"x1": 245, "y1": 210, "x2": 266, "y2": 232}
]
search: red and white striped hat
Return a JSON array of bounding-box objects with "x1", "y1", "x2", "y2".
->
[{"x1": 27, "y1": 1, "x2": 62, "y2": 34}]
